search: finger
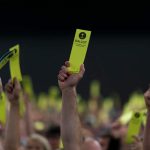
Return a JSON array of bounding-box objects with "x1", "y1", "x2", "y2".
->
[
  {"x1": 132, "y1": 135, "x2": 140, "y2": 142},
  {"x1": 144, "y1": 90, "x2": 150, "y2": 100},
  {"x1": 58, "y1": 74, "x2": 65, "y2": 81},
  {"x1": 6, "y1": 81, "x2": 14, "y2": 90},
  {"x1": 65, "y1": 61, "x2": 70, "y2": 67},
  {"x1": 0, "y1": 78, "x2": 3, "y2": 92},
  {"x1": 13, "y1": 77, "x2": 21, "y2": 90},
  {"x1": 79, "y1": 64, "x2": 85, "y2": 78},
  {"x1": 61, "y1": 66, "x2": 68, "y2": 73},
  {"x1": 59, "y1": 72, "x2": 67, "y2": 79},
  {"x1": 0, "y1": 77, "x2": 2, "y2": 87},
  {"x1": 5, "y1": 84, "x2": 13, "y2": 93},
  {"x1": 59, "y1": 71, "x2": 68, "y2": 78},
  {"x1": 8, "y1": 78, "x2": 13, "y2": 87}
]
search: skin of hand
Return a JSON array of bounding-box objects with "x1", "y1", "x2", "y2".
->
[
  {"x1": 143, "y1": 88, "x2": 150, "y2": 150},
  {"x1": 0, "y1": 78, "x2": 3, "y2": 99},
  {"x1": 144, "y1": 88, "x2": 150, "y2": 112},
  {"x1": 4, "y1": 77, "x2": 21, "y2": 150},
  {"x1": 58, "y1": 61, "x2": 85, "y2": 150},
  {"x1": 123, "y1": 137, "x2": 143, "y2": 150},
  {"x1": 58, "y1": 61, "x2": 85, "y2": 91},
  {"x1": 5, "y1": 77, "x2": 21, "y2": 104},
  {"x1": 130, "y1": 135, "x2": 143, "y2": 150}
]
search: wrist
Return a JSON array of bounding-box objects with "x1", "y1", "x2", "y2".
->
[
  {"x1": 61, "y1": 86, "x2": 76, "y2": 93},
  {"x1": 10, "y1": 99, "x2": 19, "y2": 106}
]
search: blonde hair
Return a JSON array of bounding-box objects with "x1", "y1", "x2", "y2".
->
[{"x1": 28, "y1": 134, "x2": 51, "y2": 150}]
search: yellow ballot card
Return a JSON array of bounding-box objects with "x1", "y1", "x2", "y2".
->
[
  {"x1": 59, "y1": 139, "x2": 64, "y2": 149},
  {"x1": 0, "y1": 49, "x2": 17, "y2": 70},
  {"x1": 22, "y1": 75, "x2": 35, "y2": 99},
  {"x1": 19, "y1": 92, "x2": 26, "y2": 117},
  {"x1": 68, "y1": 29, "x2": 91, "y2": 73},
  {"x1": 119, "y1": 111, "x2": 133, "y2": 125},
  {"x1": 9, "y1": 45, "x2": 22, "y2": 81},
  {"x1": 125, "y1": 112, "x2": 143, "y2": 144},
  {"x1": 0, "y1": 78, "x2": 2, "y2": 99},
  {"x1": 0, "y1": 92, "x2": 7, "y2": 125}
]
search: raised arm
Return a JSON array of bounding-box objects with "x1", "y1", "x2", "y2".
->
[
  {"x1": 4, "y1": 78, "x2": 21, "y2": 150},
  {"x1": 143, "y1": 88, "x2": 150, "y2": 150},
  {"x1": 58, "y1": 61, "x2": 85, "y2": 150},
  {"x1": 23, "y1": 92, "x2": 33, "y2": 136}
]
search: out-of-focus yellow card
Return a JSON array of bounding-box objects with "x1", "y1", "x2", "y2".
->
[
  {"x1": 59, "y1": 138, "x2": 64, "y2": 149},
  {"x1": 0, "y1": 92, "x2": 7, "y2": 125},
  {"x1": 119, "y1": 111, "x2": 133, "y2": 125},
  {"x1": 19, "y1": 92, "x2": 26, "y2": 117},
  {"x1": 125, "y1": 112, "x2": 142, "y2": 144},
  {"x1": 68, "y1": 29, "x2": 91, "y2": 73},
  {"x1": 22, "y1": 75, "x2": 35, "y2": 99},
  {"x1": 9, "y1": 45, "x2": 22, "y2": 81},
  {"x1": 0, "y1": 78, "x2": 2, "y2": 99}
]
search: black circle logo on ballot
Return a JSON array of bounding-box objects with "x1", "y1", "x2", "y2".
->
[
  {"x1": 134, "y1": 112, "x2": 140, "y2": 118},
  {"x1": 79, "y1": 32, "x2": 86, "y2": 39}
]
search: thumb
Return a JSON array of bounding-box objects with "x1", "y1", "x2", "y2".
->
[
  {"x1": 0, "y1": 77, "x2": 3, "y2": 92},
  {"x1": 13, "y1": 77, "x2": 21, "y2": 91},
  {"x1": 79, "y1": 64, "x2": 85, "y2": 78},
  {"x1": 132, "y1": 135, "x2": 140, "y2": 143}
]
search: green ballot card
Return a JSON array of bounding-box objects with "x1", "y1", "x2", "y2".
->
[
  {"x1": 9, "y1": 45, "x2": 22, "y2": 81},
  {"x1": 68, "y1": 29, "x2": 91, "y2": 73},
  {"x1": 125, "y1": 112, "x2": 143, "y2": 144}
]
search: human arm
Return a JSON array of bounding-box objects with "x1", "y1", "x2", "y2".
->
[
  {"x1": 4, "y1": 78, "x2": 21, "y2": 150},
  {"x1": 143, "y1": 88, "x2": 150, "y2": 150},
  {"x1": 58, "y1": 61, "x2": 85, "y2": 150}
]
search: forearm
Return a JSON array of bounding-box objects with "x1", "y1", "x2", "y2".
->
[
  {"x1": 24, "y1": 102, "x2": 33, "y2": 136},
  {"x1": 61, "y1": 87, "x2": 81, "y2": 150},
  {"x1": 143, "y1": 111, "x2": 150, "y2": 150},
  {"x1": 4, "y1": 103, "x2": 20, "y2": 150}
]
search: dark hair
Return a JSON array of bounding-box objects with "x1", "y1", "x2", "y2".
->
[
  {"x1": 45, "y1": 125, "x2": 60, "y2": 138},
  {"x1": 107, "y1": 135, "x2": 121, "y2": 150}
]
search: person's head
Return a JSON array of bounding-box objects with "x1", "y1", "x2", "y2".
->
[
  {"x1": 26, "y1": 134, "x2": 51, "y2": 150},
  {"x1": 82, "y1": 137, "x2": 102, "y2": 150},
  {"x1": 45, "y1": 125, "x2": 60, "y2": 150},
  {"x1": 99, "y1": 135, "x2": 110, "y2": 150},
  {"x1": 98, "y1": 126, "x2": 111, "y2": 150},
  {"x1": 98, "y1": 126, "x2": 121, "y2": 150}
]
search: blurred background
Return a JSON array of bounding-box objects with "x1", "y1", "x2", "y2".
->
[{"x1": 0, "y1": 0, "x2": 150, "y2": 104}]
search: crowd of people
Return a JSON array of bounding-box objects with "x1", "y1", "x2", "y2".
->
[{"x1": 0, "y1": 61, "x2": 150, "y2": 150}]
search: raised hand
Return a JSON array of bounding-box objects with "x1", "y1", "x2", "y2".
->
[
  {"x1": 58, "y1": 61, "x2": 85, "y2": 91},
  {"x1": 5, "y1": 77, "x2": 21, "y2": 104},
  {"x1": 144, "y1": 88, "x2": 150, "y2": 111}
]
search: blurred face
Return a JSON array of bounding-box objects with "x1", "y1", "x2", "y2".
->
[
  {"x1": 48, "y1": 137, "x2": 60, "y2": 150},
  {"x1": 99, "y1": 137, "x2": 110, "y2": 150},
  {"x1": 26, "y1": 139, "x2": 45, "y2": 150},
  {"x1": 82, "y1": 139, "x2": 102, "y2": 150}
]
